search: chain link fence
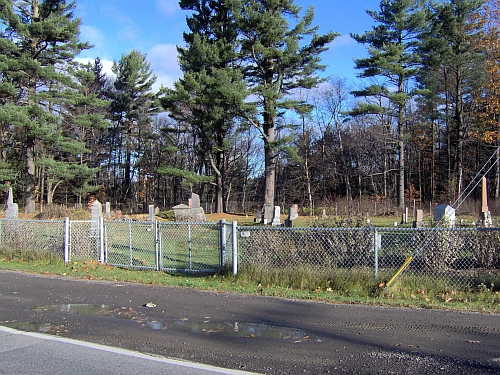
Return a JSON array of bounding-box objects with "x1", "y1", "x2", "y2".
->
[
  {"x1": 236, "y1": 226, "x2": 500, "y2": 288},
  {"x1": 69, "y1": 220, "x2": 100, "y2": 261},
  {"x1": 1, "y1": 218, "x2": 500, "y2": 288},
  {"x1": 0, "y1": 219, "x2": 65, "y2": 258},
  {"x1": 159, "y1": 222, "x2": 223, "y2": 273}
]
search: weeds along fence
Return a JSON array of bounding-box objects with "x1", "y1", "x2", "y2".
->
[{"x1": 1, "y1": 218, "x2": 500, "y2": 288}]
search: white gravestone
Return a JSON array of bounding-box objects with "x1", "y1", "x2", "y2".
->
[
  {"x1": 434, "y1": 204, "x2": 455, "y2": 227},
  {"x1": 271, "y1": 206, "x2": 281, "y2": 226}
]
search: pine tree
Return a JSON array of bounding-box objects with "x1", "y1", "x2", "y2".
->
[
  {"x1": 0, "y1": 0, "x2": 92, "y2": 213},
  {"x1": 64, "y1": 58, "x2": 110, "y2": 205},
  {"x1": 469, "y1": 0, "x2": 500, "y2": 197},
  {"x1": 108, "y1": 50, "x2": 157, "y2": 209},
  {"x1": 351, "y1": 0, "x2": 426, "y2": 208},
  {"x1": 418, "y1": 0, "x2": 485, "y2": 200},
  {"x1": 163, "y1": 0, "x2": 248, "y2": 213},
  {"x1": 235, "y1": 0, "x2": 338, "y2": 207}
]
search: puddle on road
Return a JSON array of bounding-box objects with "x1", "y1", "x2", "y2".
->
[
  {"x1": 3, "y1": 321, "x2": 51, "y2": 333},
  {"x1": 145, "y1": 320, "x2": 318, "y2": 342},
  {"x1": 4, "y1": 304, "x2": 318, "y2": 343}
]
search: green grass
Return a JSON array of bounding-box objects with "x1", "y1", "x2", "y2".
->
[
  {"x1": 0, "y1": 246, "x2": 499, "y2": 313},
  {"x1": 103, "y1": 222, "x2": 221, "y2": 271}
]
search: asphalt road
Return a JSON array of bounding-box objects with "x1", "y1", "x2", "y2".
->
[
  {"x1": 0, "y1": 270, "x2": 499, "y2": 374},
  {"x1": 0, "y1": 326, "x2": 260, "y2": 375}
]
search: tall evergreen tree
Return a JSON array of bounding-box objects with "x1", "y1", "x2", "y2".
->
[
  {"x1": 0, "y1": 0, "x2": 92, "y2": 213},
  {"x1": 235, "y1": 0, "x2": 338, "y2": 206},
  {"x1": 163, "y1": 0, "x2": 248, "y2": 213},
  {"x1": 64, "y1": 58, "x2": 110, "y2": 205},
  {"x1": 351, "y1": 0, "x2": 426, "y2": 208},
  {"x1": 419, "y1": 0, "x2": 485, "y2": 199},
  {"x1": 108, "y1": 50, "x2": 157, "y2": 209}
]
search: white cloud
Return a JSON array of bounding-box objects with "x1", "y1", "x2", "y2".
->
[
  {"x1": 74, "y1": 58, "x2": 115, "y2": 79},
  {"x1": 153, "y1": 73, "x2": 176, "y2": 92},
  {"x1": 147, "y1": 44, "x2": 181, "y2": 89},
  {"x1": 329, "y1": 34, "x2": 355, "y2": 49},
  {"x1": 156, "y1": 0, "x2": 178, "y2": 17},
  {"x1": 79, "y1": 25, "x2": 105, "y2": 49}
]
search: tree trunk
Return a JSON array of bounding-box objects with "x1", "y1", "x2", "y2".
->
[
  {"x1": 208, "y1": 151, "x2": 224, "y2": 214},
  {"x1": 397, "y1": 84, "x2": 405, "y2": 209},
  {"x1": 302, "y1": 117, "x2": 313, "y2": 214},
  {"x1": 24, "y1": 0, "x2": 39, "y2": 215},
  {"x1": 455, "y1": 69, "x2": 464, "y2": 200},
  {"x1": 336, "y1": 120, "x2": 352, "y2": 200},
  {"x1": 24, "y1": 141, "x2": 36, "y2": 214},
  {"x1": 263, "y1": 106, "x2": 275, "y2": 206}
]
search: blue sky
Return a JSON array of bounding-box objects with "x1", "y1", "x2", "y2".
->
[{"x1": 74, "y1": 0, "x2": 381, "y2": 91}]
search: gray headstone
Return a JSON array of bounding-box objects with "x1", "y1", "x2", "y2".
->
[
  {"x1": 190, "y1": 193, "x2": 205, "y2": 221},
  {"x1": 191, "y1": 193, "x2": 201, "y2": 209},
  {"x1": 288, "y1": 207, "x2": 295, "y2": 220},
  {"x1": 254, "y1": 209, "x2": 262, "y2": 223},
  {"x1": 5, "y1": 188, "x2": 18, "y2": 219},
  {"x1": 271, "y1": 206, "x2": 281, "y2": 226},
  {"x1": 416, "y1": 209, "x2": 424, "y2": 222},
  {"x1": 90, "y1": 200, "x2": 102, "y2": 236},
  {"x1": 173, "y1": 204, "x2": 191, "y2": 222},
  {"x1": 263, "y1": 204, "x2": 273, "y2": 223},
  {"x1": 413, "y1": 209, "x2": 424, "y2": 228},
  {"x1": 91, "y1": 200, "x2": 102, "y2": 221},
  {"x1": 105, "y1": 202, "x2": 111, "y2": 218},
  {"x1": 434, "y1": 204, "x2": 455, "y2": 227},
  {"x1": 291, "y1": 204, "x2": 299, "y2": 220},
  {"x1": 148, "y1": 205, "x2": 155, "y2": 221},
  {"x1": 322, "y1": 209, "x2": 327, "y2": 219}
]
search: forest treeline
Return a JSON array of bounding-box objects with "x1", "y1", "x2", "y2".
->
[{"x1": 1, "y1": 0, "x2": 500, "y2": 215}]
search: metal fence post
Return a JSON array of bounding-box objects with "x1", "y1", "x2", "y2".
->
[
  {"x1": 158, "y1": 222, "x2": 163, "y2": 271},
  {"x1": 232, "y1": 221, "x2": 238, "y2": 276},
  {"x1": 374, "y1": 229, "x2": 381, "y2": 278},
  {"x1": 220, "y1": 219, "x2": 227, "y2": 268},
  {"x1": 154, "y1": 220, "x2": 159, "y2": 271},
  {"x1": 128, "y1": 219, "x2": 132, "y2": 266},
  {"x1": 64, "y1": 217, "x2": 70, "y2": 263},
  {"x1": 188, "y1": 224, "x2": 192, "y2": 271},
  {"x1": 99, "y1": 216, "x2": 105, "y2": 264}
]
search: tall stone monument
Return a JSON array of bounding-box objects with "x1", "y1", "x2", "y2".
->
[
  {"x1": 5, "y1": 188, "x2": 18, "y2": 219},
  {"x1": 481, "y1": 176, "x2": 493, "y2": 227}
]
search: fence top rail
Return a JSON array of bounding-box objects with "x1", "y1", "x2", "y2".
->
[
  {"x1": 106, "y1": 220, "x2": 155, "y2": 224},
  {"x1": 374, "y1": 226, "x2": 500, "y2": 232},
  {"x1": 159, "y1": 221, "x2": 219, "y2": 226},
  {"x1": 237, "y1": 226, "x2": 372, "y2": 232},
  {"x1": 0, "y1": 218, "x2": 64, "y2": 224},
  {"x1": 237, "y1": 225, "x2": 500, "y2": 232}
]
